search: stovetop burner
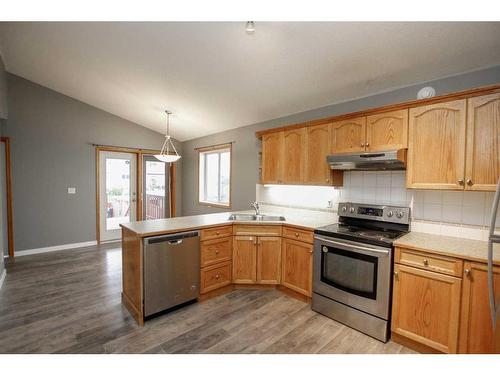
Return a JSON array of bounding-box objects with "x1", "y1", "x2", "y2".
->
[{"x1": 314, "y1": 202, "x2": 410, "y2": 247}]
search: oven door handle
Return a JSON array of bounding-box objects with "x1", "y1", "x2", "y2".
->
[{"x1": 316, "y1": 237, "x2": 390, "y2": 256}]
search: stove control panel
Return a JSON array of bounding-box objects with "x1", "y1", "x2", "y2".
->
[{"x1": 338, "y1": 202, "x2": 410, "y2": 225}]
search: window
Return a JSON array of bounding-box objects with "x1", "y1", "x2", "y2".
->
[{"x1": 198, "y1": 144, "x2": 231, "y2": 207}]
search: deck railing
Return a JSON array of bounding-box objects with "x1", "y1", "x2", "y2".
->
[{"x1": 145, "y1": 194, "x2": 165, "y2": 220}]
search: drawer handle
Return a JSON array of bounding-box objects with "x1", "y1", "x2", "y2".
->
[{"x1": 423, "y1": 259, "x2": 429, "y2": 266}]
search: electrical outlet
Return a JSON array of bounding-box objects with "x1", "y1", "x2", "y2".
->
[
  {"x1": 67, "y1": 187, "x2": 76, "y2": 194},
  {"x1": 327, "y1": 200, "x2": 333, "y2": 208}
]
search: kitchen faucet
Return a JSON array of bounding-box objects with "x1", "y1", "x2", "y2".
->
[{"x1": 250, "y1": 201, "x2": 261, "y2": 215}]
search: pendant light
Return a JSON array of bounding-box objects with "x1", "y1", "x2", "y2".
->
[{"x1": 154, "y1": 110, "x2": 181, "y2": 163}]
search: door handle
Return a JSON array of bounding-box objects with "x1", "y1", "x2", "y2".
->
[{"x1": 168, "y1": 239, "x2": 183, "y2": 245}]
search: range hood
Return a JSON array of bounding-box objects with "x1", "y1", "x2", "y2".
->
[{"x1": 327, "y1": 149, "x2": 407, "y2": 171}]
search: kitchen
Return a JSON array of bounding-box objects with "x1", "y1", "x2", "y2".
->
[{"x1": 0, "y1": 7, "x2": 499, "y2": 375}]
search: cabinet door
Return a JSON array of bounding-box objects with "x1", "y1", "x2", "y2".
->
[
  {"x1": 261, "y1": 131, "x2": 284, "y2": 184},
  {"x1": 459, "y1": 262, "x2": 500, "y2": 353},
  {"x1": 232, "y1": 236, "x2": 257, "y2": 284},
  {"x1": 366, "y1": 109, "x2": 408, "y2": 151},
  {"x1": 281, "y1": 238, "x2": 313, "y2": 297},
  {"x1": 391, "y1": 264, "x2": 462, "y2": 353},
  {"x1": 407, "y1": 100, "x2": 466, "y2": 190},
  {"x1": 256, "y1": 236, "x2": 282, "y2": 284},
  {"x1": 283, "y1": 128, "x2": 306, "y2": 184},
  {"x1": 465, "y1": 93, "x2": 500, "y2": 191},
  {"x1": 305, "y1": 123, "x2": 342, "y2": 186},
  {"x1": 331, "y1": 116, "x2": 366, "y2": 153}
]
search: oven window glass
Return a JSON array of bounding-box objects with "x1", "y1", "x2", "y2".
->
[{"x1": 321, "y1": 246, "x2": 378, "y2": 300}]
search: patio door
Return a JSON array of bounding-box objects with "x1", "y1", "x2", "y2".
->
[
  {"x1": 99, "y1": 151, "x2": 137, "y2": 242},
  {"x1": 142, "y1": 155, "x2": 170, "y2": 220}
]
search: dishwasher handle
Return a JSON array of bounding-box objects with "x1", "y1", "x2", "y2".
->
[{"x1": 146, "y1": 231, "x2": 199, "y2": 245}]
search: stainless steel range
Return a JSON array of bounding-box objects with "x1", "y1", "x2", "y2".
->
[{"x1": 312, "y1": 202, "x2": 410, "y2": 342}]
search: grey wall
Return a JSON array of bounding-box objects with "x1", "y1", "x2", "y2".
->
[
  {"x1": 182, "y1": 65, "x2": 500, "y2": 216},
  {"x1": 4, "y1": 74, "x2": 182, "y2": 251}
]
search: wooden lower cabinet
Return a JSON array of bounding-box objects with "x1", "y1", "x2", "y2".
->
[
  {"x1": 201, "y1": 261, "x2": 232, "y2": 293},
  {"x1": 257, "y1": 237, "x2": 281, "y2": 284},
  {"x1": 281, "y1": 238, "x2": 313, "y2": 297},
  {"x1": 391, "y1": 264, "x2": 462, "y2": 353},
  {"x1": 459, "y1": 262, "x2": 500, "y2": 353},
  {"x1": 232, "y1": 236, "x2": 257, "y2": 284}
]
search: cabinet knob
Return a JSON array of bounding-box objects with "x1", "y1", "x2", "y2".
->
[
  {"x1": 295, "y1": 232, "x2": 299, "y2": 237},
  {"x1": 360, "y1": 143, "x2": 365, "y2": 147},
  {"x1": 215, "y1": 250, "x2": 219, "y2": 255},
  {"x1": 365, "y1": 142, "x2": 369, "y2": 147},
  {"x1": 216, "y1": 231, "x2": 220, "y2": 235},
  {"x1": 394, "y1": 271, "x2": 399, "y2": 280},
  {"x1": 466, "y1": 179, "x2": 473, "y2": 186},
  {"x1": 326, "y1": 178, "x2": 329, "y2": 182},
  {"x1": 423, "y1": 259, "x2": 429, "y2": 266},
  {"x1": 215, "y1": 274, "x2": 220, "y2": 280},
  {"x1": 458, "y1": 179, "x2": 464, "y2": 186},
  {"x1": 309, "y1": 249, "x2": 313, "y2": 254},
  {"x1": 465, "y1": 269, "x2": 471, "y2": 277}
]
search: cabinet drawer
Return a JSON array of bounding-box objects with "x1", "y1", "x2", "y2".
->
[
  {"x1": 395, "y1": 247, "x2": 463, "y2": 277},
  {"x1": 200, "y1": 225, "x2": 232, "y2": 241},
  {"x1": 283, "y1": 226, "x2": 313, "y2": 244},
  {"x1": 233, "y1": 224, "x2": 282, "y2": 237},
  {"x1": 201, "y1": 237, "x2": 232, "y2": 267},
  {"x1": 201, "y1": 261, "x2": 232, "y2": 293}
]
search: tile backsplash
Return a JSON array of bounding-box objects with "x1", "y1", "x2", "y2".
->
[{"x1": 256, "y1": 171, "x2": 499, "y2": 237}]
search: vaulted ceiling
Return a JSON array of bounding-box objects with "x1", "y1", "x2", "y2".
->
[{"x1": 1, "y1": 22, "x2": 499, "y2": 140}]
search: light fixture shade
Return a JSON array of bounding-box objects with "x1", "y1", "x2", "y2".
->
[
  {"x1": 155, "y1": 110, "x2": 181, "y2": 163},
  {"x1": 154, "y1": 154, "x2": 181, "y2": 163}
]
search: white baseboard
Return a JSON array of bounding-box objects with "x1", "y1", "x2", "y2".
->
[
  {"x1": 14, "y1": 240, "x2": 98, "y2": 257},
  {"x1": 0, "y1": 269, "x2": 6, "y2": 290}
]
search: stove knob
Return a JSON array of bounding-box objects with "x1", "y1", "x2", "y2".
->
[
  {"x1": 349, "y1": 207, "x2": 355, "y2": 213},
  {"x1": 387, "y1": 211, "x2": 394, "y2": 217},
  {"x1": 322, "y1": 246, "x2": 328, "y2": 253},
  {"x1": 396, "y1": 211, "x2": 404, "y2": 219},
  {"x1": 341, "y1": 206, "x2": 347, "y2": 212}
]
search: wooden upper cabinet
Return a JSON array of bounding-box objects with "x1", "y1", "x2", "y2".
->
[
  {"x1": 232, "y1": 236, "x2": 257, "y2": 284},
  {"x1": 331, "y1": 116, "x2": 366, "y2": 153},
  {"x1": 406, "y1": 99, "x2": 467, "y2": 190},
  {"x1": 283, "y1": 128, "x2": 306, "y2": 184},
  {"x1": 281, "y1": 238, "x2": 313, "y2": 297},
  {"x1": 256, "y1": 236, "x2": 282, "y2": 285},
  {"x1": 459, "y1": 262, "x2": 500, "y2": 353},
  {"x1": 261, "y1": 131, "x2": 284, "y2": 184},
  {"x1": 305, "y1": 124, "x2": 331, "y2": 185},
  {"x1": 391, "y1": 264, "x2": 462, "y2": 353},
  {"x1": 465, "y1": 93, "x2": 500, "y2": 191},
  {"x1": 366, "y1": 109, "x2": 408, "y2": 151}
]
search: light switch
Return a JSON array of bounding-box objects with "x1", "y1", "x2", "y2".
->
[{"x1": 67, "y1": 187, "x2": 76, "y2": 194}]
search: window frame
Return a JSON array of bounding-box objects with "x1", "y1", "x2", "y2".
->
[{"x1": 197, "y1": 143, "x2": 232, "y2": 208}]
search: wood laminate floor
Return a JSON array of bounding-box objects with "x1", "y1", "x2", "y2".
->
[{"x1": 0, "y1": 244, "x2": 414, "y2": 354}]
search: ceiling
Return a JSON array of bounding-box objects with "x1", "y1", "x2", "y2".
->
[{"x1": 1, "y1": 22, "x2": 499, "y2": 141}]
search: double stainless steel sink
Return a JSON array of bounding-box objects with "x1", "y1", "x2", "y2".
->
[{"x1": 228, "y1": 214, "x2": 286, "y2": 222}]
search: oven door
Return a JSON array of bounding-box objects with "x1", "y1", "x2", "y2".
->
[{"x1": 313, "y1": 235, "x2": 392, "y2": 319}]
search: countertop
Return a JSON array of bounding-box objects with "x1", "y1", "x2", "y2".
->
[
  {"x1": 394, "y1": 231, "x2": 500, "y2": 265},
  {"x1": 120, "y1": 206, "x2": 338, "y2": 238}
]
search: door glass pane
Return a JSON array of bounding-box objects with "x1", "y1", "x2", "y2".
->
[
  {"x1": 322, "y1": 247, "x2": 378, "y2": 299},
  {"x1": 145, "y1": 160, "x2": 166, "y2": 220},
  {"x1": 105, "y1": 158, "x2": 131, "y2": 230}
]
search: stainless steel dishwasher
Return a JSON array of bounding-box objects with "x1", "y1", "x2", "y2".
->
[{"x1": 143, "y1": 231, "x2": 200, "y2": 317}]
